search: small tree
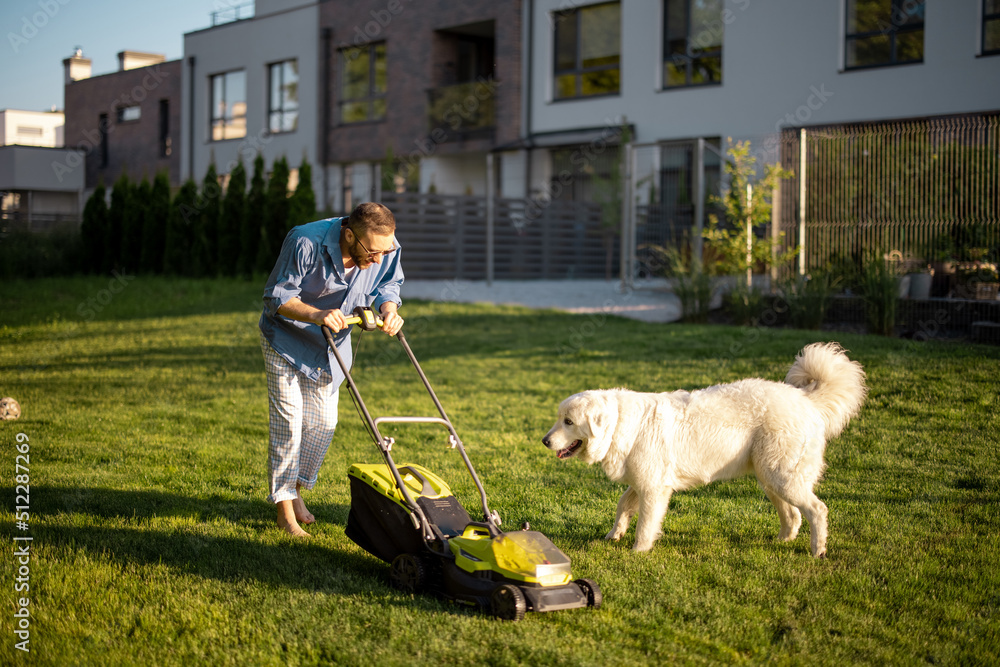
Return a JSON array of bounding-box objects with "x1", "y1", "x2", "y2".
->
[
  {"x1": 241, "y1": 154, "x2": 267, "y2": 278},
  {"x1": 191, "y1": 162, "x2": 222, "y2": 277},
  {"x1": 702, "y1": 140, "x2": 796, "y2": 324},
  {"x1": 124, "y1": 177, "x2": 150, "y2": 273},
  {"x1": 80, "y1": 182, "x2": 108, "y2": 274},
  {"x1": 105, "y1": 173, "x2": 131, "y2": 272},
  {"x1": 289, "y1": 156, "x2": 317, "y2": 229},
  {"x1": 219, "y1": 160, "x2": 246, "y2": 277},
  {"x1": 258, "y1": 156, "x2": 290, "y2": 272},
  {"x1": 702, "y1": 140, "x2": 794, "y2": 278},
  {"x1": 140, "y1": 171, "x2": 171, "y2": 273},
  {"x1": 164, "y1": 179, "x2": 198, "y2": 275}
]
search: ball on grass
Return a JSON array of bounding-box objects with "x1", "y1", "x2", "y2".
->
[{"x1": 0, "y1": 397, "x2": 21, "y2": 421}]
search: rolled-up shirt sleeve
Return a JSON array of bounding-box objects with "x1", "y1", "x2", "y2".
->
[
  {"x1": 371, "y1": 247, "x2": 404, "y2": 314},
  {"x1": 263, "y1": 232, "x2": 317, "y2": 317}
]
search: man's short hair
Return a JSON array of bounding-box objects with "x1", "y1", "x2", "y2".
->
[{"x1": 348, "y1": 202, "x2": 395, "y2": 236}]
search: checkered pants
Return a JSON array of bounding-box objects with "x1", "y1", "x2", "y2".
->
[{"x1": 261, "y1": 333, "x2": 340, "y2": 504}]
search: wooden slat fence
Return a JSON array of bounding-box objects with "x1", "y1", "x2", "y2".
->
[{"x1": 382, "y1": 192, "x2": 617, "y2": 280}]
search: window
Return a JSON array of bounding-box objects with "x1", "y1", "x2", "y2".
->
[
  {"x1": 16, "y1": 126, "x2": 43, "y2": 136},
  {"x1": 663, "y1": 0, "x2": 723, "y2": 88},
  {"x1": 159, "y1": 99, "x2": 171, "y2": 158},
  {"x1": 210, "y1": 70, "x2": 247, "y2": 140},
  {"x1": 985, "y1": 0, "x2": 1000, "y2": 55},
  {"x1": 845, "y1": 0, "x2": 925, "y2": 69},
  {"x1": 340, "y1": 43, "x2": 386, "y2": 123},
  {"x1": 99, "y1": 113, "x2": 109, "y2": 168},
  {"x1": 117, "y1": 105, "x2": 141, "y2": 122},
  {"x1": 269, "y1": 60, "x2": 299, "y2": 133},
  {"x1": 553, "y1": 2, "x2": 621, "y2": 100}
]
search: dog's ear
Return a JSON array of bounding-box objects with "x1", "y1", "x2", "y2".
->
[{"x1": 580, "y1": 392, "x2": 617, "y2": 464}]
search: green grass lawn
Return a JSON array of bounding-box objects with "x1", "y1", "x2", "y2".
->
[{"x1": 1, "y1": 276, "x2": 998, "y2": 666}]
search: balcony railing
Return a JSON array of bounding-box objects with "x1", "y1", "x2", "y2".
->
[
  {"x1": 211, "y1": 2, "x2": 254, "y2": 26},
  {"x1": 427, "y1": 79, "x2": 497, "y2": 142}
]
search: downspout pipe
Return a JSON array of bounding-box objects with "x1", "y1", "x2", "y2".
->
[{"x1": 187, "y1": 55, "x2": 196, "y2": 181}]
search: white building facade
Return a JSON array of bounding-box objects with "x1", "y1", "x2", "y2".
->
[
  {"x1": 521, "y1": 0, "x2": 1000, "y2": 192},
  {"x1": 181, "y1": 0, "x2": 322, "y2": 196}
]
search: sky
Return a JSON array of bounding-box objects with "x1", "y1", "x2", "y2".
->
[{"x1": 0, "y1": 0, "x2": 242, "y2": 113}]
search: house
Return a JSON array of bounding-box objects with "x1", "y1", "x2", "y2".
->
[
  {"x1": 521, "y1": 0, "x2": 1000, "y2": 277},
  {"x1": 62, "y1": 48, "x2": 182, "y2": 192},
  {"x1": 0, "y1": 109, "x2": 65, "y2": 147},
  {"x1": 0, "y1": 107, "x2": 83, "y2": 232},
  {"x1": 318, "y1": 0, "x2": 523, "y2": 209},
  {"x1": 181, "y1": 0, "x2": 321, "y2": 196}
]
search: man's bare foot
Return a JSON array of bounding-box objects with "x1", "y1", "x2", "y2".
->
[
  {"x1": 277, "y1": 500, "x2": 311, "y2": 537},
  {"x1": 294, "y1": 484, "x2": 315, "y2": 524}
]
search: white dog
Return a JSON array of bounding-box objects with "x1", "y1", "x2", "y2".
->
[{"x1": 542, "y1": 343, "x2": 866, "y2": 558}]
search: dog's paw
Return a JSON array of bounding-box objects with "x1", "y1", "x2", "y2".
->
[
  {"x1": 603, "y1": 531, "x2": 622, "y2": 542},
  {"x1": 631, "y1": 541, "x2": 655, "y2": 552}
]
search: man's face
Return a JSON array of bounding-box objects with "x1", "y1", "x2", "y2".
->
[{"x1": 347, "y1": 228, "x2": 396, "y2": 270}]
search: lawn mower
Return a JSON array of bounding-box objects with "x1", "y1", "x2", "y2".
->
[{"x1": 322, "y1": 306, "x2": 601, "y2": 621}]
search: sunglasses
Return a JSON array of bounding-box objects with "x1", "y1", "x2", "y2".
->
[{"x1": 351, "y1": 228, "x2": 397, "y2": 261}]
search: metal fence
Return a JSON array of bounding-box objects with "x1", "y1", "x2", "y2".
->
[
  {"x1": 776, "y1": 113, "x2": 1000, "y2": 276},
  {"x1": 381, "y1": 192, "x2": 617, "y2": 280}
]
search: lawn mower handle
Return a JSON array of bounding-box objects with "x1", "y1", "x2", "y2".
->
[
  {"x1": 321, "y1": 310, "x2": 502, "y2": 538},
  {"x1": 342, "y1": 305, "x2": 383, "y2": 331}
]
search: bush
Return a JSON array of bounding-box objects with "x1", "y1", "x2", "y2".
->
[
  {"x1": 80, "y1": 183, "x2": 108, "y2": 274},
  {"x1": 782, "y1": 271, "x2": 838, "y2": 330},
  {"x1": 0, "y1": 228, "x2": 83, "y2": 279},
  {"x1": 859, "y1": 254, "x2": 901, "y2": 336},
  {"x1": 724, "y1": 280, "x2": 767, "y2": 326}
]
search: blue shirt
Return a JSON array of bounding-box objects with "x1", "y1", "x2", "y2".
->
[{"x1": 259, "y1": 217, "x2": 404, "y2": 382}]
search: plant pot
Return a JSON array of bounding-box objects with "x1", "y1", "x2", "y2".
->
[
  {"x1": 930, "y1": 262, "x2": 954, "y2": 297},
  {"x1": 907, "y1": 271, "x2": 934, "y2": 300}
]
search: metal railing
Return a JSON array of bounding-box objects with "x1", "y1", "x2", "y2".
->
[
  {"x1": 426, "y1": 80, "x2": 496, "y2": 142},
  {"x1": 776, "y1": 113, "x2": 1000, "y2": 275},
  {"x1": 211, "y1": 2, "x2": 254, "y2": 26}
]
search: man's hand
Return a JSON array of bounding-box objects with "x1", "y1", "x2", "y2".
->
[
  {"x1": 380, "y1": 303, "x2": 404, "y2": 335},
  {"x1": 277, "y1": 299, "x2": 352, "y2": 332},
  {"x1": 316, "y1": 308, "x2": 349, "y2": 332}
]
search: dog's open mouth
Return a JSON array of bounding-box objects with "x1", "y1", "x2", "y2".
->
[{"x1": 557, "y1": 440, "x2": 583, "y2": 459}]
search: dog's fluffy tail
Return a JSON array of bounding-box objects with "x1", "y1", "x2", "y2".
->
[{"x1": 785, "y1": 342, "x2": 867, "y2": 440}]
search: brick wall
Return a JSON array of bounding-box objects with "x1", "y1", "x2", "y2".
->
[
  {"x1": 319, "y1": 0, "x2": 522, "y2": 164},
  {"x1": 63, "y1": 59, "x2": 183, "y2": 189}
]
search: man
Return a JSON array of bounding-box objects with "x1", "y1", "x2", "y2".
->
[{"x1": 259, "y1": 202, "x2": 404, "y2": 537}]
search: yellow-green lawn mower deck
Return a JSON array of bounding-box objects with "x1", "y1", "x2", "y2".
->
[{"x1": 346, "y1": 463, "x2": 601, "y2": 620}]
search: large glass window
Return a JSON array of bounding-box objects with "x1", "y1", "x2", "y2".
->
[
  {"x1": 210, "y1": 70, "x2": 247, "y2": 141},
  {"x1": 845, "y1": 0, "x2": 925, "y2": 69},
  {"x1": 663, "y1": 0, "x2": 723, "y2": 88},
  {"x1": 340, "y1": 43, "x2": 387, "y2": 123},
  {"x1": 985, "y1": 0, "x2": 1000, "y2": 55},
  {"x1": 269, "y1": 60, "x2": 299, "y2": 133},
  {"x1": 553, "y1": 2, "x2": 621, "y2": 100}
]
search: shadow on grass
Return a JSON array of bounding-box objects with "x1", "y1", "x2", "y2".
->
[{"x1": 14, "y1": 485, "x2": 475, "y2": 616}]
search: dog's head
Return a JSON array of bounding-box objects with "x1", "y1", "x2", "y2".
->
[{"x1": 542, "y1": 391, "x2": 617, "y2": 465}]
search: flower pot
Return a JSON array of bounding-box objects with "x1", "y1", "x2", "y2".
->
[
  {"x1": 907, "y1": 271, "x2": 934, "y2": 300},
  {"x1": 930, "y1": 262, "x2": 955, "y2": 297}
]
